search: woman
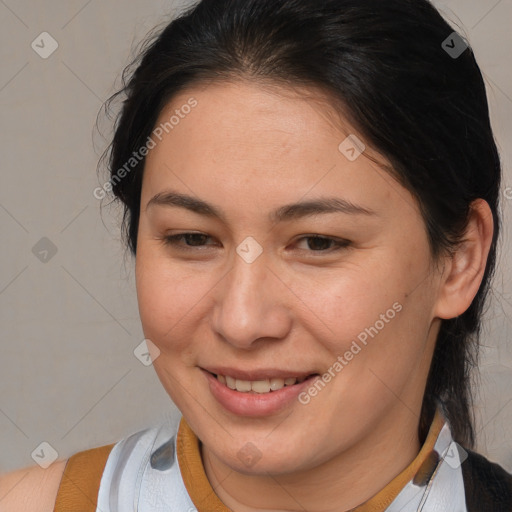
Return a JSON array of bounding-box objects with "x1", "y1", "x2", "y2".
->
[{"x1": 1, "y1": 0, "x2": 511, "y2": 510}]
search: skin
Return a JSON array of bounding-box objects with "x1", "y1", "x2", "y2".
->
[
  {"x1": 0, "y1": 460, "x2": 66, "y2": 512},
  {"x1": 134, "y1": 79, "x2": 493, "y2": 512}
]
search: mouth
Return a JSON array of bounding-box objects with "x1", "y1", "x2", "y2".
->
[
  {"x1": 202, "y1": 368, "x2": 320, "y2": 416},
  {"x1": 208, "y1": 371, "x2": 317, "y2": 394}
]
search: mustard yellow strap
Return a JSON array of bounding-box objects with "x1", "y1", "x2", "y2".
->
[{"x1": 53, "y1": 443, "x2": 115, "y2": 512}]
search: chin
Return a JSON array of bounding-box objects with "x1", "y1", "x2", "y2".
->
[{"x1": 209, "y1": 429, "x2": 322, "y2": 476}]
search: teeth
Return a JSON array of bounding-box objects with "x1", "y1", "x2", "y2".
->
[
  {"x1": 235, "y1": 379, "x2": 252, "y2": 392},
  {"x1": 225, "y1": 375, "x2": 236, "y2": 390},
  {"x1": 270, "y1": 377, "x2": 285, "y2": 391},
  {"x1": 251, "y1": 379, "x2": 271, "y2": 393},
  {"x1": 216, "y1": 374, "x2": 304, "y2": 393}
]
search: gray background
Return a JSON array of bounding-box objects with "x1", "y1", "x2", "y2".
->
[{"x1": 1, "y1": 0, "x2": 511, "y2": 474}]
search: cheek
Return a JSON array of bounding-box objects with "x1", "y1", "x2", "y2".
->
[
  {"x1": 290, "y1": 250, "x2": 434, "y2": 367},
  {"x1": 135, "y1": 248, "x2": 213, "y2": 349},
  {"x1": 284, "y1": 260, "x2": 406, "y2": 345}
]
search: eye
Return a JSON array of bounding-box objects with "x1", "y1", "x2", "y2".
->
[
  {"x1": 294, "y1": 235, "x2": 351, "y2": 252},
  {"x1": 162, "y1": 232, "x2": 217, "y2": 249},
  {"x1": 160, "y1": 232, "x2": 350, "y2": 254}
]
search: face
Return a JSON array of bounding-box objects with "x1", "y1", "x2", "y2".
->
[{"x1": 135, "y1": 80, "x2": 444, "y2": 476}]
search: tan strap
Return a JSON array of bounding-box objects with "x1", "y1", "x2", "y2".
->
[
  {"x1": 53, "y1": 443, "x2": 115, "y2": 512},
  {"x1": 177, "y1": 418, "x2": 230, "y2": 511}
]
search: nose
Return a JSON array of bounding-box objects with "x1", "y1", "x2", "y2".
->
[{"x1": 211, "y1": 252, "x2": 292, "y2": 349}]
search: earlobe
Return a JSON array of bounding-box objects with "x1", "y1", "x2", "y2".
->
[{"x1": 434, "y1": 199, "x2": 494, "y2": 320}]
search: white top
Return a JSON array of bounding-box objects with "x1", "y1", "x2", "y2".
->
[{"x1": 95, "y1": 416, "x2": 468, "y2": 512}]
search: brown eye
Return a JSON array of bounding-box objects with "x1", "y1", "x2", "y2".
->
[
  {"x1": 306, "y1": 236, "x2": 335, "y2": 251},
  {"x1": 163, "y1": 232, "x2": 216, "y2": 249},
  {"x1": 181, "y1": 233, "x2": 209, "y2": 246},
  {"x1": 295, "y1": 235, "x2": 350, "y2": 252}
]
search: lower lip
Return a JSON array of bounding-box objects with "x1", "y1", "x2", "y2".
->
[{"x1": 202, "y1": 369, "x2": 319, "y2": 417}]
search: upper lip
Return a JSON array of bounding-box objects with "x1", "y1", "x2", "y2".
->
[{"x1": 202, "y1": 367, "x2": 318, "y2": 381}]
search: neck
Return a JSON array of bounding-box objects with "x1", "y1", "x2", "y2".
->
[{"x1": 201, "y1": 406, "x2": 422, "y2": 512}]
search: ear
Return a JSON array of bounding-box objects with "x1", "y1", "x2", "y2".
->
[{"x1": 434, "y1": 199, "x2": 494, "y2": 320}]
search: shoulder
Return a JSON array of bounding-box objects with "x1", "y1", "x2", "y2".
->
[
  {"x1": 0, "y1": 423, "x2": 173, "y2": 512},
  {"x1": 0, "y1": 458, "x2": 68, "y2": 512},
  {"x1": 462, "y1": 449, "x2": 512, "y2": 512}
]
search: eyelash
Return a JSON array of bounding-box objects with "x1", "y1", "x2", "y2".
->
[{"x1": 161, "y1": 232, "x2": 351, "y2": 254}]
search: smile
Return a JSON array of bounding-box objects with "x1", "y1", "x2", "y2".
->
[
  {"x1": 202, "y1": 368, "x2": 320, "y2": 416},
  {"x1": 215, "y1": 373, "x2": 309, "y2": 393}
]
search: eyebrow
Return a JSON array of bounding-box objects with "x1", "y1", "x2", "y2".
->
[{"x1": 146, "y1": 190, "x2": 377, "y2": 223}]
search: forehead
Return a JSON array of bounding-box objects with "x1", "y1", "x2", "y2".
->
[
  {"x1": 164, "y1": 78, "x2": 346, "y2": 128},
  {"x1": 145, "y1": 80, "x2": 380, "y2": 177},
  {"x1": 140, "y1": 79, "x2": 418, "y2": 224},
  {"x1": 155, "y1": 80, "x2": 346, "y2": 155}
]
